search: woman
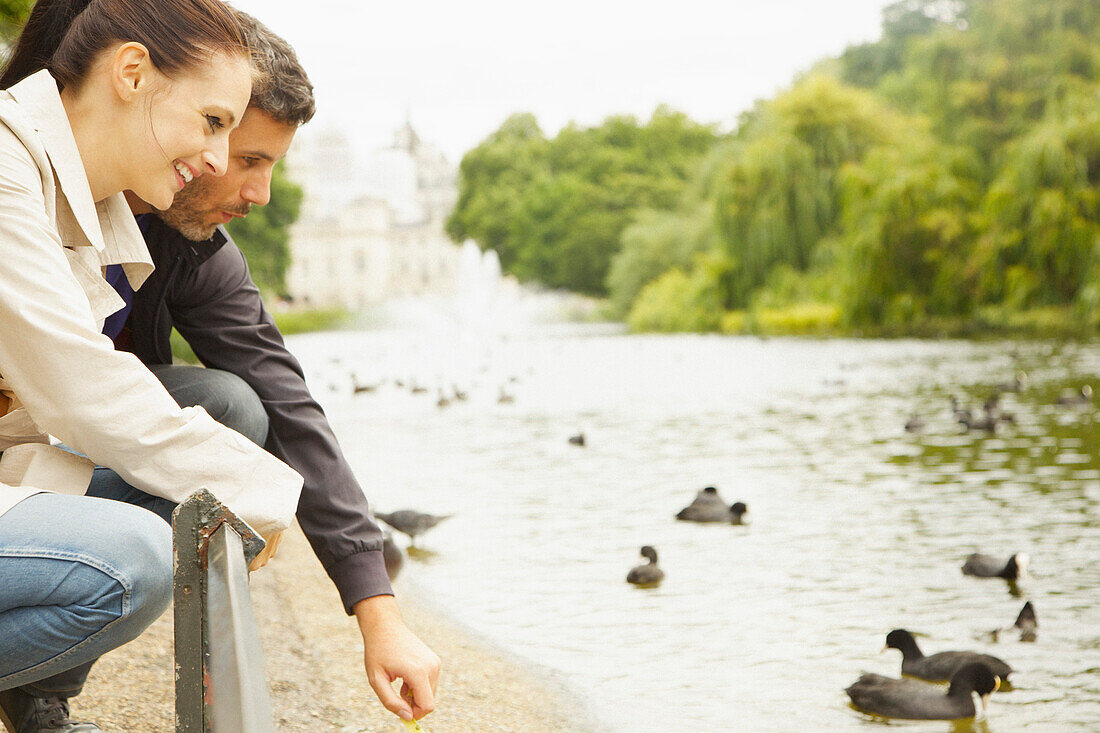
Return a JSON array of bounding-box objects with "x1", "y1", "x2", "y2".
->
[{"x1": 0, "y1": 0, "x2": 302, "y2": 728}]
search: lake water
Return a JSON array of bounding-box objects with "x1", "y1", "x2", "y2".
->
[{"x1": 285, "y1": 308, "x2": 1100, "y2": 732}]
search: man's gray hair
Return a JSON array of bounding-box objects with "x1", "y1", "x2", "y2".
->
[{"x1": 234, "y1": 10, "x2": 316, "y2": 126}]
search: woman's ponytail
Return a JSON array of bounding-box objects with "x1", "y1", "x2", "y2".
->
[{"x1": 0, "y1": 0, "x2": 92, "y2": 88}]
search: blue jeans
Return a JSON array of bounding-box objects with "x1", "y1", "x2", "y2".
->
[
  {"x1": 0, "y1": 494, "x2": 173, "y2": 693},
  {"x1": 0, "y1": 365, "x2": 268, "y2": 696}
]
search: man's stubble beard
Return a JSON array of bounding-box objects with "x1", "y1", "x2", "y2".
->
[
  {"x1": 155, "y1": 179, "x2": 220, "y2": 242},
  {"x1": 156, "y1": 180, "x2": 252, "y2": 243}
]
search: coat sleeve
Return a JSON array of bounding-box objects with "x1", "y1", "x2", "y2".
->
[
  {"x1": 0, "y1": 127, "x2": 302, "y2": 535},
  {"x1": 167, "y1": 234, "x2": 392, "y2": 612}
]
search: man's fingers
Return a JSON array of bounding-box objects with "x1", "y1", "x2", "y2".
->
[
  {"x1": 402, "y1": 669, "x2": 436, "y2": 718},
  {"x1": 368, "y1": 669, "x2": 413, "y2": 721}
]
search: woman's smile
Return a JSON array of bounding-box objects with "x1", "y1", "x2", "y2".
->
[{"x1": 173, "y1": 160, "x2": 196, "y2": 190}]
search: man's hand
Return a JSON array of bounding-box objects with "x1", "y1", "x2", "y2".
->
[
  {"x1": 354, "y1": 594, "x2": 441, "y2": 721},
  {"x1": 248, "y1": 531, "x2": 283, "y2": 572}
]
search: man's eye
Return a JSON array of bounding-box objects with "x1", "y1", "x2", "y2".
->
[
  {"x1": 205, "y1": 115, "x2": 224, "y2": 133},
  {"x1": 241, "y1": 157, "x2": 259, "y2": 167}
]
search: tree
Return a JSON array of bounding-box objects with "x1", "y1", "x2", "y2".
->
[
  {"x1": 606, "y1": 203, "x2": 717, "y2": 318},
  {"x1": 973, "y1": 104, "x2": 1100, "y2": 308},
  {"x1": 0, "y1": 0, "x2": 30, "y2": 48},
  {"x1": 713, "y1": 76, "x2": 915, "y2": 307},
  {"x1": 840, "y1": 0, "x2": 969, "y2": 88},
  {"x1": 446, "y1": 113, "x2": 549, "y2": 273},
  {"x1": 448, "y1": 108, "x2": 720, "y2": 295},
  {"x1": 225, "y1": 161, "x2": 302, "y2": 296},
  {"x1": 835, "y1": 141, "x2": 978, "y2": 326}
]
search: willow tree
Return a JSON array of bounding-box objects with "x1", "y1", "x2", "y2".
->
[
  {"x1": 867, "y1": 0, "x2": 1100, "y2": 170},
  {"x1": 973, "y1": 105, "x2": 1100, "y2": 309},
  {"x1": 713, "y1": 76, "x2": 914, "y2": 308},
  {"x1": 836, "y1": 140, "x2": 979, "y2": 327},
  {"x1": 606, "y1": 202, "x2": 718, "y2": 318}
]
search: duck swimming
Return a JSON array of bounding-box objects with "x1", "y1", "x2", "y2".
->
[
  {"x1": 884, "y1": 629, "x2": 1012, "y2": 683},
  {"x1": 676, "y1": 499, "x2": 749, "y2": 524},
  {"x1": 1014, "y1": 601, "x2": 1038, "y2": 642},
  {"x1": 962, "y1": 552, "x2": 1028, "y2": 581},
  {"x1": 626, "y1": 546, "x2": 664, "y2": 587},
  {"x1": 675, "y1": 486, "x2": 747, "y2": 523},
  {"x1": 994, "y1": 371, "x2": 1027, "y2": 392},
  {"x1": 1056, "y1": 385, "x2": 1093, "y2": 406},
  {"x1": 674, "y1": 486, "x2": 722, "y2": 518},
  {"x1": 845, "y1": 662, "x2": 999, "y2": 720}
]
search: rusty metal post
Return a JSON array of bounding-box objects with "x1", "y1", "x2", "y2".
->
[{"x1": 172, "y1": 489, "x2": 271, "y2": 732}]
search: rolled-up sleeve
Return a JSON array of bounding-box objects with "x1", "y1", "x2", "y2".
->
[{"x1": 0, "y1": 126, "x2": 302, "y2": 535}]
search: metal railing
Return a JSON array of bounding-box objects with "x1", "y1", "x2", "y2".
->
[{"x1": 172, "y1": 489, "x2": 275, "y2": 732}]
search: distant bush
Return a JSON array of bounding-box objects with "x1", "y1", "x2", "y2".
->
[
  {"x1": 627, "y1": 268, "x2": 723, "y2": 333},
  {"x1": 272, "y1": 308, "x2": 349, "y2": 335},
  {"x1": 753, "y1": 303, "x2": 842, "y2": 335},
  {"x1": 170, "y1": 308, "x2": 349, "y2": 364}
]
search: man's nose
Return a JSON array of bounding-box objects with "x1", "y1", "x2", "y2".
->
[{"x1": 241, "y1": 172, "x2": 271, "y2": 206}]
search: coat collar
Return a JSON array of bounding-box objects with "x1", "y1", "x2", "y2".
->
[
  {"x1": 8, "y1": 70, "x2": 105, "y2": 252},
  {"x1": 7, "y1": 70, "x2": 152, "y2": 288}
]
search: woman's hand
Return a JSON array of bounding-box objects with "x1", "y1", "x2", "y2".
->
[{"x1": 248, "y1": 531, "x2": 283, "y2": 571}]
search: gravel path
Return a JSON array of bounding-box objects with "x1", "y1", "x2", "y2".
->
[{"x1": 72, "y1": 523, "x2": 593, "y2": 732}]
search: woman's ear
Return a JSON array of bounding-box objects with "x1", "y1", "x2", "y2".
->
[{"x1": 111, "y1": 42, "x2": 155, "y2": 101}]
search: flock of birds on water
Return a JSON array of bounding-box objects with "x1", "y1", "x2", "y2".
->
[
  {"x1": 859, "y1": 367, "x2": 1087, "y2": 722},
  {"x1": 903, "y1": 370, "x2": 1093, "y2": 434},
  {"x1": 621, "y1": 488, "x2": 1040, "y2": 722},
  {"x1": 340, "y1": 361, "x2": 1085, "y2": 724}
]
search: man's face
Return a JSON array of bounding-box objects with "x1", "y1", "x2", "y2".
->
[{"x1": 157, "y1": 108, "x2": 297, "y2": 241}]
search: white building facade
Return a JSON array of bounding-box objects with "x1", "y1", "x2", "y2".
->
[{"x1": 285, "y1": 122, "x2": 460, "y2": 309}]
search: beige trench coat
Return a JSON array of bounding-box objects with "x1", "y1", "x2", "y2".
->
[{"x1": 0, "y1": 70, "x2": 302, "y2": 535}]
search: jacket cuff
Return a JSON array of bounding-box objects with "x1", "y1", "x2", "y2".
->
[{"x1": 328, "y1": 548, "x2": 394, "y2": 615}]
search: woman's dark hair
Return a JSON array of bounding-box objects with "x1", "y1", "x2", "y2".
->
[{"x1": 0, "y1": 0, "x2": 247, "y2": 90}]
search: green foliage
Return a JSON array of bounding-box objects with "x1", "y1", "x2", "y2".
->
[
  {"x1": 225, "y1": 161, "x2": 302, "y2": 297},
  {"x1": 868, "y1": 0, "x2": 1100, "y2": 165},
  {"x1": 840, "y1": 0, "x2": 969, "y2": 88},
  {"x1": 448, "y1": 108, "x2": 720, "y2": 295},
  {"x1": 455, "y1": 0, "x2": 1100, "y2": 337},
  {"x1": 626, "y1": 255, "x2": 728, "y2": 333},
  {"x1": 446, "y1": 113, "x2": 549, "y2": 273},
  {"x1": 835, "y1": 140, "x2": 979, "y2": 326},
  {"x1": 753, "y1": 302, "x2": 843, "y2": 335},
  {"x1": 713, "y1": 76, "x2": 917, "y2": 307},
  {"x1": 973, "y1": 105, "x2": 1100, "y2": 307},
  {"x1": 0, "y1": 0, "x2": 30, "y2": 47},
  {"x1": 606, "y1": 203, "x2": 717, "y2": 318},
  {"x1": 169, "y1": 308, "x2": 348, "y2": 364}
]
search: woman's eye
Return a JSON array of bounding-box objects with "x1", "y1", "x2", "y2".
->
[{"x1": 205, "y1": 115, "x2": 224, "y2": 133}]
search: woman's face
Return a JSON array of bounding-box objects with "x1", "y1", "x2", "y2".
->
[{"x1": 131, "y1": 51, "x2": 252, "y2": 210}]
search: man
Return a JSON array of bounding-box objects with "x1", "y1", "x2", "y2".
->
[
  {"x1": 130, "y1": 11, "x2": 442, "y2": 726},
  {"x1": 0, "y1": 12, "x2": 438, "y2": 733}
]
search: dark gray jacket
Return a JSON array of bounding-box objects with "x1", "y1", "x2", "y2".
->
[{"x1": 127, "y1": 216, "x2": 391, "y2": 612}]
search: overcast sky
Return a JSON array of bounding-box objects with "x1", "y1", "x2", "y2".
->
[{"x1": 229, "y1": 0, "x2": 897, "y2": 162}]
